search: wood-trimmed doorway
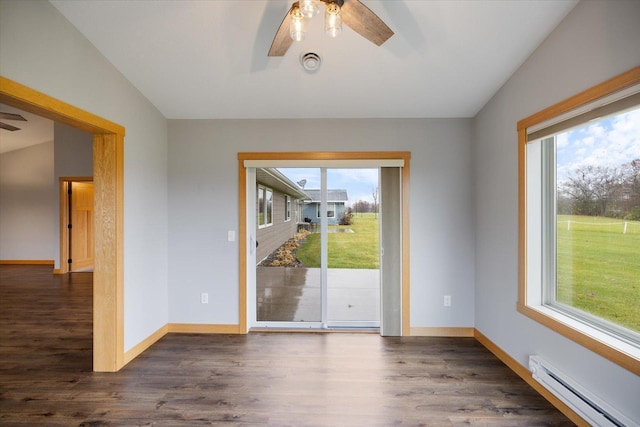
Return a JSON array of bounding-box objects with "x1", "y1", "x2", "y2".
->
[
  {"x1": 0, "y1": 77, "x2": 125, "y2": 372},
  {"x1": 59, "y1": 178, "x2": 94, "y2": 274},
  {"x1": 238, "y1": 152, "x2": 411, "y2": 335}
]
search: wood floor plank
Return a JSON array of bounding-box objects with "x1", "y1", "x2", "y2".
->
[{"x1": 0, "y1": 265, "x2": 574, "y2": 425}]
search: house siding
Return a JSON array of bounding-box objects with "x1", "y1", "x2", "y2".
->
[
  {"x1": 303, "y1": 202, "x2": 346, "y2": 225},
  {"x1": 256, "y1": 190, "x2": 298, "y2": 263}
]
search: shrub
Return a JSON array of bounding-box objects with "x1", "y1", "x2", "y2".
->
[
  {"x1": 339, "y1": 208, "x2": 354, "y2": 225},
  {"x1": 625, "y1": 206, "x2": 640, "y2": 221}
]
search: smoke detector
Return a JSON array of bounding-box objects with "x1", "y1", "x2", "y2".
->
[{"x1": 300, "y1": 52, "x2": 322, "y2": 73}]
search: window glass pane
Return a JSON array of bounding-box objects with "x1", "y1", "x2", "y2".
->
[
  {"x1": 327, "y1": 202, "x2": 335, "y2": 218},
  {"x1": 266, "y1": 189, "x2": 273, "y2": 225},
  {"x1": 258, "y1": 187, "x2": 265, "y2": 226},
  {"x1": 286, "y1": 196, "x2": 291, "y2": 220},
  {"x1": 554, "y1": 106, "x2": 640, "y2": 334}
]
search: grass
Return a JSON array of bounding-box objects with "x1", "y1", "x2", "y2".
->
[
  {"x1": 556, "y1": 215, "x2": 640, "y2": 333},
  {"x1": 296, "y1": 213, "x2": 379, "y2": 269},
  {"x1": 296, "y1": 212, "x2": 640, "y2": 333}
]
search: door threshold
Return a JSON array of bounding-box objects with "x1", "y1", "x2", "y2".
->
[{"x1": 250, "y1": 327, "x2": 379, "y2": 334}]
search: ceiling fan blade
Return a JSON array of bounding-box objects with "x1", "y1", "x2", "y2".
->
[
  {"x1": 0, "y1": 122, "x2": 21, "y2": 131},
  {"x1": 268, "y1": 4, "x2": 295, "y2": 57},
  {"x1": 341, "y1": 0, "x2": 394, "y2": 46},
  {"x1": 0, "y1": 112, "x2": 27, "y2": 121}
]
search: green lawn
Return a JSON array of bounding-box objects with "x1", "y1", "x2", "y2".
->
[
  {"x1": 296, "y1": 213, "x2": 640, "y2": 333},
  {"x1": 296, "y1": 213, "x2": 379, "y2": 269},
  {"x1": 556, "y1": 215, "x2": 640, "y2": 333}
]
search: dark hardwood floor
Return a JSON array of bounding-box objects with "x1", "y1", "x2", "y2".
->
[{"x1": 0, "y1": 265, "x2": 573, "y2": 426}]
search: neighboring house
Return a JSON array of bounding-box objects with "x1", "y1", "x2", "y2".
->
[
  {"x1": 255, "y1": 168, "x2": 309, "y2": 263},
  {"x1": 303, "y1": 189, "x2": 348, "y2": 226}
]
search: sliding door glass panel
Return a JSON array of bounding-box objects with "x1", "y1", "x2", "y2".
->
[
  {"x1": 326, "y1": 168, "x2": 380, "y2": 326},
  {"x1": 255, "y1": 168, "x2": 321, "y2": 324}
]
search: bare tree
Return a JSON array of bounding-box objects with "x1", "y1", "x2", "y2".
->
[
  {"x1": 561, "y1": 165, "x2": 620, "y2": 216},
  {"x1": 353, "y1": 200, "x2": 373, "y2": 214},
  {"x1": 620, "y1": 159, "x2": 640, "y2": 219},
  {"x1": 560, "y1": 160, "x2": 640, "y2": 218},
  {"x1": 372, "y1": 186, "x2": 379, "y2": 218}
]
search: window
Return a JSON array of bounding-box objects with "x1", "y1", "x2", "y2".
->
[
  {"x1": 518, "y1": 67, "x2": 640, "y2": 375},
  {"x1": 317, "y1": 202, "x2": 335, "y2": 218},
  {"x1": 285, "y1": 196, "x2": 291, "y2": 221},
  {"x1": 257, "y1": 185, "x2": 273, "y2": 228}
]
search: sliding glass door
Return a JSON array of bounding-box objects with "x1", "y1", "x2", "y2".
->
[{"x1": 253, "y1": 167, "x2": 380, "y2": 329}]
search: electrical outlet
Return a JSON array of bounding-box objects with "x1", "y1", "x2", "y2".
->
[
  {"x1": 201, "y1": 293, "x2": 209, "y2": 304},
  {"x1": 444, "y1": 295, "x2": 451, "y2": 307}
]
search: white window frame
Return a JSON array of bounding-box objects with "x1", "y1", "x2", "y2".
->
[
  {"x1": 285, "y1": 195, "x2": 291, "y2": 222},
  {"x1": 518, "y1": 67, "x2": 640, "y2": 376},
  {"x1": 317, "y1": 202, "x2": 335, "y2": 218},
  {"x1": 257, "y1": 185, "x2": 273, "y2": 228}
]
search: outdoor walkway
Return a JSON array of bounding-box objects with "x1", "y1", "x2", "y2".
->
[{"x1": 256, "y1": 267, "x2": 379, "y2": 323}]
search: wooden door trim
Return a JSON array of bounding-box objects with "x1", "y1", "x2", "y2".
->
[
  {"x1": 238, "y1": 152, "x2": 411, "y2": 335},
  {"x1": 1, "y1": 76, "x2": 125, "y2": 372},
  {"x1": 59, "y1": 177, "x2": 93, "y2": 275}
]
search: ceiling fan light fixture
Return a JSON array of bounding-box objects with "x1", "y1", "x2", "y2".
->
[
  {"x1": 289, "y1": 5, "x2": 306, "y2": 42},
  {"x1": 324, "y1": 2, "x2": 342, "y2": 38},
  {"x1": 299, "y1": 0, "x2": 319, "y2": 18}
]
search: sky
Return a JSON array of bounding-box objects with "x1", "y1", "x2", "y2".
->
[
  {"x1": 277, "y1": 168, "x2": 379, "y2": 205},
  {"x1": 556, "y1": 106, "x2": 640, "y2": 182}
]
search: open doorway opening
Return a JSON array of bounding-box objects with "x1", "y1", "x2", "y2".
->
[{"x1": 1, "y1": 77, "x2": 125, "y2": 371}]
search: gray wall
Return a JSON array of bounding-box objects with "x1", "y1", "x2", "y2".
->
[
  {"x1": 473, "y1": 0, "x2": 640, "y2": 421},
  {"x1": 0, "y1": 0, "x2": 170, "y2": 352},
  {"x1": 0, "y1": 142, "x2": 56, "y2": 260},
  {"x1": 168, "y1": 118, "x2": 475, "y2": 327},
  {"x1": 0, "y1": 123, "x2": 93, "y2": 266}
]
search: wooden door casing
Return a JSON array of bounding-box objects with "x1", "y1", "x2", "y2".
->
[{"x1": 70, "y1": 182, "x2": 94, "y2": 271}]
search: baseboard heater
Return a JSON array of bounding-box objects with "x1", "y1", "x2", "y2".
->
[{"x1": 529, "y1": 355, "x2": 638, "y2": 427}]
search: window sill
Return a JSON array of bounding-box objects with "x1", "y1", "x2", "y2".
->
[{"x1": 517, "y1": 302, "x2": 640, "y2": 375}]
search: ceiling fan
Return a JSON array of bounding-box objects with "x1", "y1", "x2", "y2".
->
[
  {"x1": 268, "y1": 0, "x2": 393, "y2": 57},
  {"x1": 0, "y1": 111, "x2": 27, "y2": 132}
]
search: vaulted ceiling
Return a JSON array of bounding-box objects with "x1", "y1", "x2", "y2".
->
[{"x1": 48, "y1": 0, "x2": 578, "y2": 120}]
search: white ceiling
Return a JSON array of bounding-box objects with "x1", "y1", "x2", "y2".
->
[
  {"x1": 0, "y1": 104, "x2": 53, "y2": 154},
  {"x1": 48, "y1": 0, "x2": 579, "y2": 120}
]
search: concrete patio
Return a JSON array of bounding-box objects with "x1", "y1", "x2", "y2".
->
[{"x1": 256, "y1": 267, "x2": 380, "y2": 323}]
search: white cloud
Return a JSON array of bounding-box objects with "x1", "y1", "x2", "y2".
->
[
  {"x1": 328, "y1": 168, "x2": 378, "y2": 187},
  {"x1": 278, "y1": 168, "x2": 320, "y2": 189},
  {"x1": 557, "y1": 106, "x2": 640, "y2": 181},
  {"x1": 556, "y1": 133, "x2": 569, "y2": 148}
]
